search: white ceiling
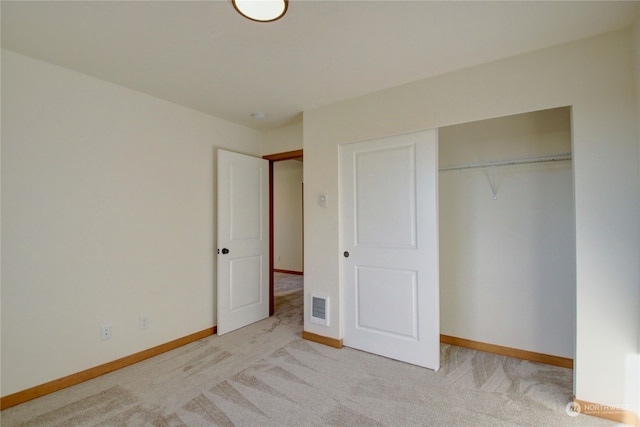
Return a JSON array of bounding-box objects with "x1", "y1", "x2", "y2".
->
[{"x1": 2, "y1": 1, "x2": 638, "y2": 130}]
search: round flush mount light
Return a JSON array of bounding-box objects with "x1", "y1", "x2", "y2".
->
[{"x1": 232, "y1": 0, "x2": 288, "y2": 23}]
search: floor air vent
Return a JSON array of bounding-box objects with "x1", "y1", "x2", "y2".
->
[{"x1": 311, "y1": 294, "x2": 329, "y2": 326}]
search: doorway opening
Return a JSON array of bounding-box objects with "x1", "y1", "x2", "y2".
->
[{"x1": 263, "y1": 150, "x2": 303, "y2": 316}]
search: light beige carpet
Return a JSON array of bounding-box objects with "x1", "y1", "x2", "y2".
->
[{"x1": 1, "y1": 274, "x2": 620, "y2": 426}]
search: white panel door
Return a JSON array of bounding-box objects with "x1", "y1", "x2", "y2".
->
[
  {"x1": 341, "y1": 129, "x2": 439, "y2": 370},
  {"x1": 217, "y1": 149, "x2": 269, "y2": 335}
]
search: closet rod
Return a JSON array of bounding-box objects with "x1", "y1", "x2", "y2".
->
[{"x1": 439, "y1": 153, "x2": 572, "y2": 172}]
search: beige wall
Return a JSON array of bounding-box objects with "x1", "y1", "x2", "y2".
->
[
  {"x1": 274, "y1": 160, "x2": 304, "y2": 272},
  {"x1": 262, "y1": 122, "x2": 303, "y2": 156},
  {"x1": 636, "y1": 17, "x2": 640, "y2": 138},
  {"x1": 1, "y1": 50, "x2": 262, "y2": 396},
  {"x1": 303, "y1": 28, "x2": 639, "y2": 410},
  {"x1": 633, "y1": 14, "x2": 640, "y2": 418},
  {"x1": 439, "y1": 107, "x2": 575, "y2": 358}
]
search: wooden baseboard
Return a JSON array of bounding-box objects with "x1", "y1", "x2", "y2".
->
[
  {"x1": 299, "y1": 332, "x2": 569, "y2": 367},
  {"x1": 274, "y1": 269, "x2": 303, "y2": 275},
  {"x1": 574, "y1": 398, "x2": 640, "y2": 426},
  {"x1": 440, "y1": 334, "x2": 573, "y2": 369},
  {"x1": 302, "y1": 330, "x2": 343, "y2": 349},
  {"x1": 0, "y1": 327, "x2": 216, "y2": 410}
]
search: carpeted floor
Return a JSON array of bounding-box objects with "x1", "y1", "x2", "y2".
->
[{"x1": 1, "y1": 273, "x2": 620, "y2": 426}]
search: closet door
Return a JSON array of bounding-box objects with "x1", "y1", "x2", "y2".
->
[{"x1": 340, "y1": 129, "x2": 440, "y2": 370}]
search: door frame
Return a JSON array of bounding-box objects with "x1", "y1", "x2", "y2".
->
[{"x1": 263, "y1": 149, "x2": 304, "y2": 315}]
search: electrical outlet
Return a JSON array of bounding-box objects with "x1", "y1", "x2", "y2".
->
[
  {"x1": 101, "y1": 325, "x2": 112, "y2": 340},
  {"x1": 139, "y1": 316, "x2": 149, "y2": 330}
]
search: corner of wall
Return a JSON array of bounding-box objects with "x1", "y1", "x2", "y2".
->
[
  {"x1": 0, "y1": 46, "x2": 4, "y2": 401},
  {"x1": 634, "y1": 16, "x2": 640, "y2": 133},
  {"x1": 261, "y1": 122, "x2": 303, "y2": 156},
  {"x1": 632, "y1": 13, "x2": 640, "y2": 420}
]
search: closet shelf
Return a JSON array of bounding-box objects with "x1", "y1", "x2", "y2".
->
[{"x1": 439, "y1": 153, "x2": 572, "y2": 171}]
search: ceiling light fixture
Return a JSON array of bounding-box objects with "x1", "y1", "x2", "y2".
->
[
  {"x1": 232, "y1": 0, "x2": 288, "y2": 23},
  {"x1": 251, "y1": 112, "x2": 267, "y2": 120}
]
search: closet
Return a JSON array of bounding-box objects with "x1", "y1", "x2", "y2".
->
[{"x1": 438, "y1": 106, "x2": 575, "y2": 359}]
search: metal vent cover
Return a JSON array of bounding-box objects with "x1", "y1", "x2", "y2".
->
[{"x1": 311, "y1": 294, "x2": 329, "y2": 326}]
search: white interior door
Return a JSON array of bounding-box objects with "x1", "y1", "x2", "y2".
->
[
  {"x1": 340, "y1": 129, "x2": 439, "y2": 370},
  {"x1": 217, "y1": 149, "x2": 269, "y2": 335}
]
